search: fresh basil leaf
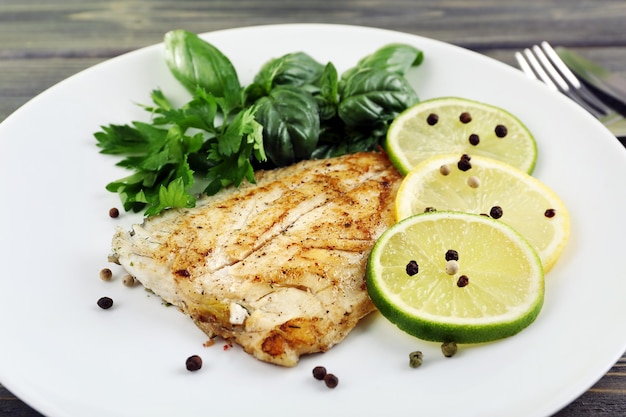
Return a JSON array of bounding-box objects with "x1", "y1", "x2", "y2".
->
[
  {"x1": 338, "y1": 68, "x2": 419, "y2": 127},
  {"x1": 315, "y1": 62, "x2": 339, "y2": 121},
  {"x1": 254, "y1": 52, "x2": 325, "y2": 92},
  {"x1": 254, "y1": 86, "x2": 320, "y2": 166},
  {"x1": 164, "y1": 30, "x2": 242, "y2": 111},
  {"x1": 341, "y1": 43, "x2": 423, "y2": 82}
]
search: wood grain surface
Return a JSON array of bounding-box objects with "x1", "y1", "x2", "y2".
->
[{"x1": 1, "y1": 1, "x2": 625, "y2": 416}]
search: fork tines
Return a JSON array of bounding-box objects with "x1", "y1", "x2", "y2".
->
[{"x1": 515, "y1": 41, "x2": 611, "y2": 118}]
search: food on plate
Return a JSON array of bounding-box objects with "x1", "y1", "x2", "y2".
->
[
  {"x1": 385, "y1": 97, "x2": 537, "y2": 175},
  {"x1": 366, "y1": 211, "x2": 544, "y2": 344},
  {"x1": 110, "y1": 151, "x2": 402, "y2": 366},
  {"x1": 394, "y1": 153, "x2": 570, "y2": 271}
]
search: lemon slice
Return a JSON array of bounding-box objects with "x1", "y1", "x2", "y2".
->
[
  {"x1": 395, "y1": 153, "x2": 569, "y2": 272},
  {"x1": 385, "y1": 97, "x2": 537, "y2": 175},
  {"x1": 366, "y1": 211, "x2": 544, "y2": 344}
]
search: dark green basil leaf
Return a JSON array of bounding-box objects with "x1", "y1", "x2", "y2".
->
[
  {"x1": 253, "y1": 52, "x2": 325, "y2": 93},
  {"x1": 316, "y1": 62, "x2": 339, "y2": 121},
  {"x1": 341, "y1": 43, "x2": 423, "y2": 83},
  {"x1": 254, "y1": 86, "x2": 320, "y2": 166},
  {"x1": 164, "y1": 30, "x2": 242, "y2": 111},
  {"x1": 338, "y1": 68, "x2": 419, "y2": 127}
]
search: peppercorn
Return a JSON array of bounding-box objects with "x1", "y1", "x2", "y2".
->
[
  {"x1": 97, "y1": 296, "x2": 113, "y2": 309},
  {"x1": 406, "y1": 260, "x2": 419, "y2": 276},
  {"x1": 445, "y1": 249, "x2": 459, "y2": 261},
  {"x1": 469, "y1": 133, "x2": 480, "y2": 146},
  {"x1": 186, "y1": 355, "x2": 203, "y2": 371},
  {"x1": 457, "y1": 154, "x2": 472, "y2": 171},
  {"x1": 544, "y1": 208, "x2": 556, "y2": 218},
  {"x1": 467, "y1": 176, "x2": 481, "y2": 188},
  {"x1": 424, "y1": 207, "x2": 437, "y2": 213},
  {"x1": 109, "y1": 207, "x2": 120, "y2": 218},
  {"x1": 122, "y1": 274, "x2": 136, "y2": 287},
  {"x1": 495, "y1": 124, "x2": 508, "y2": 138},
  {"x1": 459, "y1": 112, "x2": 472, "y2": 123},
  {"x1": 457, "y1": 275, "x2": 469, "y2": 287},
  {"x1": 427, "y1": 113, "x2": 439, "y2": 126},
  {"x1": 490, "y1": 206, "x2": 503, "y2": 219},
  {"x1": 445, "y1": 260, "x2": 459, "y2": 275},
  {"x1": 312, "y1": 366, "x2": 327, "y2": 380},
  {"x1": 99, "y1": 268, "x2": 113, "y2": 281},
  {"x1": 324, "y1": 373, "x2": 339, "y2": 388},
  {"x1": 439, "y1": 164, "x2": 451, "y2": 176},
  {"x1": 409, "y1": 350, "x2": 423, "y2": 368},
  {"x1": 441, "y1": 341, "x2": 458, "y2": 357}
]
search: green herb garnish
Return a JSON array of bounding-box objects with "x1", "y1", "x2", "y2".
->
[{"x1": 95, "y1": 30, "x2": 423, "y2": 216}]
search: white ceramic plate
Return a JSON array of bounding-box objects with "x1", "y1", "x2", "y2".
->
[{"x1": 1, "y1": 24, "x2": 625, "y2": 417}]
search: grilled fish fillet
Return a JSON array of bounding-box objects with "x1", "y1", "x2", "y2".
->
[{"x1": 111, "y1": 151, "x2": 402, "y2": 366}]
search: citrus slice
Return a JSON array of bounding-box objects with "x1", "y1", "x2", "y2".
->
[
  {"x1": 394, "y1": 153, "x2": 569, "y2": 272},
  {"x1": 385, "y1": 97, "x2": 537, "y2": 175},
  {"x1": 366, "y1": 211, "x2": 544, "y2": 344}
]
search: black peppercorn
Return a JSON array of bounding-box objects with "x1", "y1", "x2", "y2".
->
[
  {"x1": 459, "y1": 112, "x2": 472, "y2": 123},
  {"x1": 97, "y1": 296, "x2": 113, "y2": 309},
  {"x1": 490, "y1": 206, "x2": 503, "y2": 219},
  {"x1": 186, "y1": 355, "x2": 203, "y2": 371},
  {"x1": 445, "y1": 250, "x2": 459, "y2": 261},
  {"x1": 406, "y1": 260, "x2": 419, "y2": 276},
  {"x1": 457, "y1": 275, "x2": 469, "y2": 287},
  {"x1": 457, "y1": 154, "x2": 472, "y2": 171},
  {"x1": 312, "y1": 366, "x2": 327, "y2": 380},
  {"x1": 427, "y1": 113, "x2": 439, "y2": 125},
  {"x1": 324, "y1": 373, "x2": 339, "y2": 388},
  {"x1": 495, "y1": 124, "x2": 508, "y2": 138}
]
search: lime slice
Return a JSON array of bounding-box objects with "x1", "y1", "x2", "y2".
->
[
  {"x1": 385, "y1": 97, "x2": 537, "y2": 175},
  {"x1": 366, "y1": 211, "x2": 544, "y2": 344},
  {"x1": 395, "y1": 153, "x2": 569, "y2": 272}
]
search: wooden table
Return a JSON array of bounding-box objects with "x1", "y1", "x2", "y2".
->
[{"x1": 1, "y1": 1, "x2": 625, "y2": 415}]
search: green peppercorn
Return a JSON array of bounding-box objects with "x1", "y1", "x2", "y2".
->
[
  {"x1": 409, "y1": 350, "x2": 423, "y2": 368},
  {"x1": 441, "y1": 341, "x2": 458, "y2": 357}
]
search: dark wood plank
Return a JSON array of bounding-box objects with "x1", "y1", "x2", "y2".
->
[{"x1": 2, "y1": 0, "x2": 626, "y2": 59}]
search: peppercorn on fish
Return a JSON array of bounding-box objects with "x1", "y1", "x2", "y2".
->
[{"x1": 110, "y1": 151, "x2": 402, "y2": 367}]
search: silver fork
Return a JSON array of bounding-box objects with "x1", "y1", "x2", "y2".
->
[{"x1": 515, "y1": 42, "x2": 626, "y2": 138}]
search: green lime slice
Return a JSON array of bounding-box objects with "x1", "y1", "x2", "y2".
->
[
  {"x1": 385, "y1": 97, "x2": 537, "y2": 175},
  {"x1": 367, "y1": 211, "x2": 544, "y2": 344}
]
